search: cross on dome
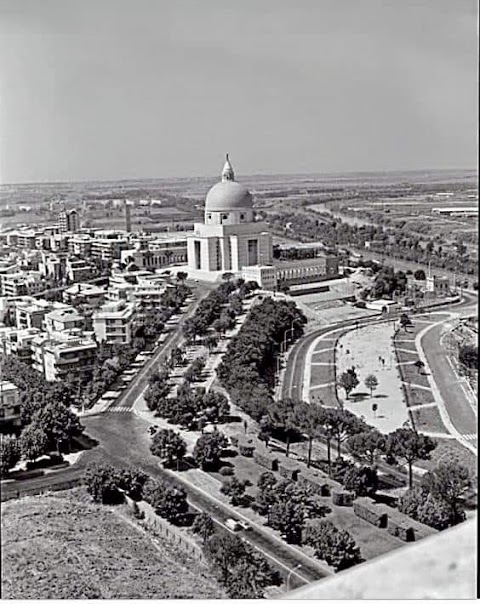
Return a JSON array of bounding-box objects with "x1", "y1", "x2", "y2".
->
[{"x1": 221, "y1": 153, "x2": 235, "y2": 181}]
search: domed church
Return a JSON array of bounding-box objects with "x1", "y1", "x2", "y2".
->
[{"x1": 187, "y1": 155, "x2": 273, "y2": 277}]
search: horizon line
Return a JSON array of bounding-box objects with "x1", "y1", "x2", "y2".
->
[{"x1": 1, "y1": 166, "x2": 478, "y2": 188}]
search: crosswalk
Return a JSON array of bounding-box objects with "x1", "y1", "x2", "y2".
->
[
  {"x1": 107, "y1": 406, "x2": 133, "y2": 413},
  {"x1": 462, "y1": 433, "x2": 477, "y2": 442}
]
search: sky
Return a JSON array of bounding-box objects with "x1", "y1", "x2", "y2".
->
[{"x1": 0, "y1": 0, "x2": 477, "y2": 183}]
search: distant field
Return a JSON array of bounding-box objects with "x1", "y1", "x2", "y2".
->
[{"x1": 1, "y1": 488, "x2": 224, "y2": 599}]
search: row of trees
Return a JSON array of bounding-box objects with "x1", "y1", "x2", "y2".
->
[
  {"x1": 217, "y1": 298, "x2": 307, "y2": 421},
  {"x1": 145, "y1": 371, "x2": 230, "y2": 429},
  {"x1": 268, "y1": 209, "x2": 477, "y2": 276},
  {"x1": 182, "y1": 278, "x2": 257, "y2": 344},
  {"x1": 262, "y1": 398, "x2": 436, "y2": 489}
]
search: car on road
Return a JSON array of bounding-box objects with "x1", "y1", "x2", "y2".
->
[
  {"x1": 225, "y1": 518, "x2": 242, "y2": 532},
  {"x1": 237, "y1": 520, "x2": 252, "y2": 531}
]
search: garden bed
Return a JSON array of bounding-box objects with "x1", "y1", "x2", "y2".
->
[
  {"x1": 310, "y1": 363, "x2": 336, "y2": 386},
  {"x1": 400, "y1": 363, "x2": 431, "y2": 389}
]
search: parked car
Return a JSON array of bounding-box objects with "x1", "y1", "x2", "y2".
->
[{"x1": 225, "y1": 518, "x2": 241, "y2": 532}]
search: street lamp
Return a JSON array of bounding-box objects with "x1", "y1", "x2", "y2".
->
[{"x1": 286, "y1": 564, "x2": 302, "y2": 591}]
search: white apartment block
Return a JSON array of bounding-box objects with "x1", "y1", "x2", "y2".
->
[
  {"x1": 44, "y1": 307, "x2": 85, "y2": 334},
  {"x1": 92, "y1": 300, "x2": 136, "y2": 345},
  {"x1": 31, "y1": 331, "x2": 97, "y2": 382}
]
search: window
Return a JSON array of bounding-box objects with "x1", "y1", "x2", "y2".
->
[{"x1": 247, "y1": 239, "x2": 258, "y2": 266}]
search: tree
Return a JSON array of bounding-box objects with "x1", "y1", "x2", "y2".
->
[
  {"x1": 31, "y1": 400, "x2": 84, "y2": 454},
  {"x1": 399, "y1": 313, "x2": 412, "y2": 332},
  {"x1": 458, "y1": 345, "x2": 478, "y2": 371},
  {"x1": 325, "y1": 408, "x2": 366, "y2": 459},
  {"x1": 193, "y1": 429, "x2": 228, "y2": 470},
  {"x1": 0, "y1": 437, "x2": 20, "y2": 477},
  {"x1": 421, "y1": 460, "x2": 471, "y2": 525},
  {"x1": 342, "y1": 465, "x2": 378, "y2": 497},
  {"x1": 258, "y1": 415, "x2": 273, "y2": 448},
  {"x1": 204, "y1": 533, "x2": 279, "y2": 598},
  {"x1": 170, "y1": 346, "x2": 185, "y2": 366},
  {"x1": 150, "y1": 429, "x2": 187, "y2": 470},
  {"x1": 257, "y1": 471, "x2": 277, "y2": 492},
  {"x1": 294, "y1": 402, "x2": 325, "y2": 468},
  {"x1": 268, "y1": 398, "x2": 298, "y2": 457},
  {"x1": 268, "y1": 500, "x2": 305, "y2": 544},
  {"x1": 386, "y1": 428, "x2": 437, "y2": 488},
  {"x1": 176, "y1": 271, "x2": 188, "y2": 283},
  {"x1": 19, "y1": 424, "x2": 49, "y2": 462},
  {"x1": 220, "y1": 477, "x2": 249, "y2": 506},
  {"x1": 337, "y1": 369, "x2": 359, "y2": 399},
  {"x1": 305, "y1": 520, "x2": 362, "y2": 572},
  {"x1": 192, "y1": 513, "x2": 215, "y2": 543},
  {"x1": 143, "y1": 479, "x2": 188, "y2": 523},
  {"x1": 364, "y1": 374, "x2": 378, "y2": 398},
  {"x1": 347, "y1": 429, "x2": 386, "y2": 466},
  {"x1": 414, "y1": 360, "x2": 425, "y2": 374},
  {"x1": 83, "y1": 463, "x2": 123, "y2": 504},
  {"x1": 414, "y1": 269, "x2": 426, "y2": 280},
  {"x1": 417, "y1": 493, "x2": 452, "y2": 530}
]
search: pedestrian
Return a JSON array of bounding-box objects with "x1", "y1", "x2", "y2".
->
[
  {"x1": 346, "y1": 349, "x2": 350, "y2": 355},
  {"x1": 243, "y1": 419, "x2": 248, "y2": 434}
]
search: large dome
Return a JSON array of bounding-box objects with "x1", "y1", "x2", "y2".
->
[{"x1": 205, "y1": 180, "x2": 253, "y2": 212}]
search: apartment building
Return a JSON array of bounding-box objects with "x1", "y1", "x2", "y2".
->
[
  {"x1": 92, "y1": 300, "x2": 136, "y2": 345},
  {"x1": 120, "y1": 238, "x2": 188, "y2": 269},
  {"x1": 65, "y1": 257, "x2": 95, "y2": 282},
  {"x1": 31, "y1": 331, "x2": 97, "y2": 382},
  {"x1": 0, "y1": 327, "x2": 41, "y2": 363},
  {"x1": 63, "y1": 282, "x2": 106, "y2": 306},
  {"x1": 0, "y1": 380, "x2": 22, "y2": 434},
  {"x1": 0, "y1": 271, "x2": 44, "y2": 297},
  {"x1": 44, "y1": 308, "x2": 85, "y2": 334}
]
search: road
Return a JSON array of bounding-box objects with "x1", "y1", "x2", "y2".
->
[
  {"x1": 87, "y1": 413, "x2": 329, "y2": 587},
  {"x1": 281, "y1": 291, "x2": 478, "y2": 483},
  {"x1": 420, "y1": 313, "x2": 477, "y2": 446},
  {"x1": 2, "y1": 287, "x2": 476, "y2": 587}
]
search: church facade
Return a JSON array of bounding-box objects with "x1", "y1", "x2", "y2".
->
[{"x1": 187, "y1": 156, "x2": 272, "y2": 275}]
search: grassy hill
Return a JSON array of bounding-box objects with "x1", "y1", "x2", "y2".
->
[{"x1": 1, "y1": 489, "x2": 225, "y2": 599}]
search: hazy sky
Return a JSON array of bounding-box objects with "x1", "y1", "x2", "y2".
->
[{"x1": 0, "y1": 0, "x2": 477, "y2": 183}]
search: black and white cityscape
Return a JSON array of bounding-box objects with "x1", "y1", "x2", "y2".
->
[{"x1": 0, "y1": 0, "x2": 477, "y2": 600}]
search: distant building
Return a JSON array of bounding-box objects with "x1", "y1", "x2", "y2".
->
[
  {"x1": 58, "y1": 208, "x2": 80, "y2": 233},
  {"x1": 63, "y1": 282, "x2": 106, "y2": 306},
  {"x1": 275, "y1": 256, "x2": 339, "y2": 287},
  {"x1": 426, "y1": 275, "x2": 450, "y2": 296},
  {"x1": 0, "y1": 380, "x2": 22, "y2": 434},
  {"x1": 65, "y1": 257, "x2": 95, "y2": 282},
  {"x1": 120, "y1": 239, "x2": 188, "y2": 269},
  {"x1": 0, "y1": 271, "x2": 44, "y2": 297},
  {"x1": 431, "y1": 207, "x2": 478, "y2": 218},
  {"x1": 125, "y1": 201, "x2": 132, "y2": 233},
  {"x1": 92, "y1": 300, "x2": 136, "y2": 345},
  {"x1": 241, "y1": 265, "x2": 278, "y2": 290}
]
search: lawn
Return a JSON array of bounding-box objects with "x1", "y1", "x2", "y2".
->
[
  {"x1": 396, "y1": 349, "x2": 419, "y2": 364},
  {"x1": 1, "y1": 489, "x2": 225, "y2": 600},
  {"x1": 310, "y1": 363, "x2": 336, "y2": 386},
  {"x1": 400, "y1": 363, "x2": 431, "y2": 389},
  {"x1": 311, "y1": 349, "x2": 335, "y2": 364},
  {"x1": 410, "y1": 406, "x2": 448, "y2": 434},
  {"x1": 406, "y1": 387, "x2": 436, "y2": 407}
]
